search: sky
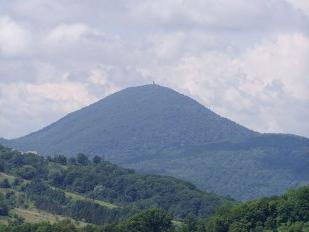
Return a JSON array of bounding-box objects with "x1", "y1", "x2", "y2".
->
[{"x1": 0, "y1": 0, "x2": 309, "y2": 139}]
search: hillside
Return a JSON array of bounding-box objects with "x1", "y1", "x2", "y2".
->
[
  {"x1": 0, "y1": 144, "x2": 228, "y2": 224},
  {"x1": 1, "y1": 185, "x2": 308, "y2": 231},
  {"x1": 202, "y1": 186, "x2": 309, "y2": 231},
  {"x1": 5, "y1": 85, "x2": 256, "y2": 158},
  {"x1": 3, "y1": 85, "x2": 309, "y2": 200},
  {"x1": 128, "y1": 133, "x2": 309, "y2": 200}
]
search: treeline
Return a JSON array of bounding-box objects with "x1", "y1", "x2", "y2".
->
[
  {"x1": 2, "y1": 185, "x2": 309, "y2": 232},
  {"x1": 203, "y1": 186, "x2": 309, "y2": 231},
  {"x1": 174, "y1": 186, "x2": 309, "y2": 232},
  {"x1": 0, "y1": 145, "x2": 227, "y2": 220}
]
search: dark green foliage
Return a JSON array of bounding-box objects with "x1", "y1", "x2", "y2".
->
[
  {"x1": 128, "y1": 134, "x2": 309, "y2": 200},
  {"x1": 93, "y1": 155, "x2": 102, "y2": 164},
  {"x1": 51, "y1": 154, "x2": 67, "y2": 165},
  {"x1": 77, "y1": 153, "x2": 89, "y2": 166},
  {"x1": 0, "y1": 144, "x2": 228, "y2": 224},
  {"x1": 69, "y1": 157, "x2": 77, "y2": 165},
  {"x1": 203, "y1": 186, "x2": 309, "y2": 232},
  {"x1": 0, "y1": 178, "x2": 11, "y2": 188},
  {"x1": 16, "y1": 165, "x2": 37, "y2": 180},
  {"x1": 0, "y1": 201, "x2": 8, "y2": 216},
  {"x1": 119, "y1": 208, "x2": 173, "y2": 232}
]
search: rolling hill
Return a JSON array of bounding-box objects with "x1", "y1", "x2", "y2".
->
[
  {"x1": 0, "y1": 144, "x2": 228, "y2": 223},
  {"x1": 2, "y1": 84, "x2": 309, "y2": 200}
]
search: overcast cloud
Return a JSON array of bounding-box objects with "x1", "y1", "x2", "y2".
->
[{"x1": 0, "y1": 0, "x2": 309, "y2": 138}]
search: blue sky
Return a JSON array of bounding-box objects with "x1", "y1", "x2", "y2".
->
[{"x1": 1, "y1": 0, "x2": 309, "y2": 138}]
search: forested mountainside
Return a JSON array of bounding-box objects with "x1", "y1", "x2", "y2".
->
[
  {"x1": 1, "y1": 180, "x2": 308, "y2": 231},
  {"x1": 3, "y1": 85, "x2": 309, "y2": 200},
  {"x1": 128, "y1": 133, "x2": 309, "y2": 200},
  {"x1": 0, "y1": 144, "x2": 228, "y2": 225}
]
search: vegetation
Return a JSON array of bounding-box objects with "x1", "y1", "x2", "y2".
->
[
  {"x1": 0, "y1": 208, "x2": 175, "y2": 232},
  {"x1": 128, "y1": 134, "x2": 309, "y2": 200},
  {"x1": 0, "y1": 145, "x2": 308, "y2": 231},
  {"x1": 202, "y1": 186, "x2": 309, "y2": 231},
  {"x1": 0, "y1": 144, "x2": 228, "y2": 226},
  {"x1": 1, "y1": 186, "x2": 309, "y2": 231}
]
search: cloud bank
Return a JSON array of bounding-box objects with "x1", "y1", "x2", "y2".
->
[{"x1": 0, "y1": 0, "x2": 309, "y2": 138}]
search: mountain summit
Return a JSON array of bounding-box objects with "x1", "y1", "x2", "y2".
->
[
  {"x1": 3, "y1": 84, "x2": 309, "y2": 200},
  {"x1": 7, "y1": 84, "x2": 256, "y2": 159}
]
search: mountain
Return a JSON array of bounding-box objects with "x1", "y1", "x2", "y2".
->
[
  {"x1": 2, "y1": 84, "x2": 309, "y2": 200},
  {"x1": 5, "y1": 85, "x2": 256, "y2": 158}
]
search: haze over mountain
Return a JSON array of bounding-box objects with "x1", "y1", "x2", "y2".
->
[{"x1": 2, "y1": 85, "x2": 309, "y2": 200}]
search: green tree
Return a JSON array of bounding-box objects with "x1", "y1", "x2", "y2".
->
[
  {"x1": 76, "y1": 153, "x2": 89, "y2": 166},
  {"x1": 0, "y1": 202, "x2": 8, "y2": 216},
  {"x1": 0, "y1": 178, "x2": 10, "y2": 188},
  {"x1": 124, "y1": 208, "x2": 173, "y2": 232},
  {"x1": 92, "y1": 156, "x2": 102, "y2": 164},
  {"x1": 17, "y1": 165, "x2": 37, "y2": 179}
]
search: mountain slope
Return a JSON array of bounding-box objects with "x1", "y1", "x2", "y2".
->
[
  {"x1": 3, "y1": 85, "x2": 309, "y2": 200},
  {"x1": 0, "y1": 144, "x2": 228, "y2": 221},
  {"x1": 5, "y1": 85, "x2": 256, "y2": 160},
  {"x1": 127, "y1": 133, "x2": 309, "y2": 200}
]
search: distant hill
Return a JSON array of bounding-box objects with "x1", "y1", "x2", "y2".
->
[
  {"x1": 2, "y1": 85, "x2": 309, "y2": 200},
  {"x1": 128, "y1": 133, "x2": 309, "y2": 200}
]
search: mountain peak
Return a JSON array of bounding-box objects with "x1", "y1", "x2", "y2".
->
[{"x1": 6, "y1": 85, "x2": 256, "y2": 159}]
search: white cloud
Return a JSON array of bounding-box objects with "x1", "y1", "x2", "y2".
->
[
  {"x1": 146, "y1": 33, "x2": 309, "y2": 136},
  {"x1": 87, "y1": 67, "x2": 119, "y2": 95},
  {"x1": 131, "y1": 0, "x2": 263, "y2": 26},
  {"x1": 130, "y1": 0, "x2": 302, "y2": 31},
  {"x1": 0, "y1": 16, "x2": 30, "y2": 55},
  {"x1": 0, "y1": 81, "x2": 97, "y2": 138},
  {"x1": 44, "y1": 23, "x2": 92, "y2": 48},
  {"x1": 240, "y1": 33, "x2": 309, "y2": 101},
  {"x1": 286, "y1": 0, "x2": 309, "y2": 15},
  {"x1": 148, "y1": 31, "x2": 219, "y2": 60},
  {"x1": 0, "y1": 0, "x2": 309, "y2": 138}
]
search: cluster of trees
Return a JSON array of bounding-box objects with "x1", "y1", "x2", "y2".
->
[
  {"x1": 48, "y1": 153, "x2": 103, "y2": 166},
  {"x1": 0, "y1": 145, "x2": 227, "y2": 219},
  {"x1": 203, "y1": 186, "x2": 309, "y2": 231}
]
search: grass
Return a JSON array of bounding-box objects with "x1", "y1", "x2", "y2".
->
[
  {"x1": 172, "y1": 220, "x2": 184, "y2": 227},
  {"x1": 11, "y1": 208, "x2": 89, "y2": 227},
  {"x1": 64, "y1": 191, "x2": 118, "y2": 209},
  {"x1": 0, "y1": 172, "x2": 16, "y2": 183}
]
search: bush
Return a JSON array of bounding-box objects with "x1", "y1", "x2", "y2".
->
[{"x1": 0, "y1": 178, "x2": 11, "y2": 188}]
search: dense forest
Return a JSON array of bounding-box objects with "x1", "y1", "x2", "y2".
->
[
  {"x1": 1, "y1": 186, "x2": 308, "y2": 231},
  {"x1": 0, "y1": 144, "x2": 227, "y2": 225},
  {"x1": 0, "y1": 144, "x2": 308, "y2": 231}
]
